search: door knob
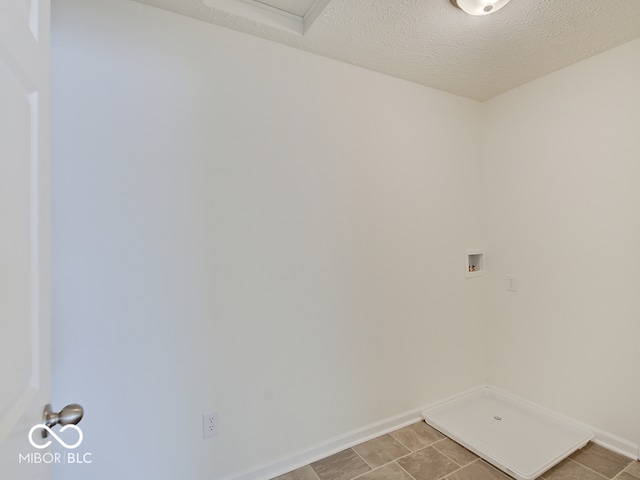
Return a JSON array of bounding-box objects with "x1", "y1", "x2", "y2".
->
[{"x1": 42, "y1": 403, "x2": 84, "y2": 438}]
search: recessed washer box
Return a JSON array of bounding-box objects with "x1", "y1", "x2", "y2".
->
[
  {"x1": 422, "y1": 386, "x2": 593, "y2": 480},
  {"x1": 466, "y1": 250, "x2": 484, "y2": 277}
]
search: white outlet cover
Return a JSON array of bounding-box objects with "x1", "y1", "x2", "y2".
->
[
  {"x1": 506, "y1": 274, "x2": 518, "y2": 292},
  {"x1": 203, "y1": 410, "x2": 219, "y2": 438}
]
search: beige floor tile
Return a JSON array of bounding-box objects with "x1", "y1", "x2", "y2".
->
[
  {"x1": 275, "y1": 428, "x2": 637, "y2": 480},
  {"x1": 311, "y1": 449, "x2": 371, "y2": 480},
  {"x1": 446, "y1": 459, "x2": 511, "y2": 480},
  {"x1": 541, "y1": 459, "x2": 606, "y2": 480},
  {"x1": 353, "y1": 462, "x2": 415, "y2": 480},
  {"x1": 616, "y1": 472, "x2": 640, "y2": 480},
  {"x1": 272, "y1": 465, "x2": 320, "y2": 480},
  {"x1": 352, "y1": 434, "x2": 411, "y2": 469},
  {"x1": 432, "y1": 438, "x2": 477, "y2": 466},
  {"x1": 396, "y1": 446, "x2": 459, "y2": 480},
  {"x1": 624, "y1": 462, "x2": 640, "y2": 478},
  {"x1": 390, "y1": 422, "x2": 445, "y2": 451},
  {"x1": 570, "y1": 443, "x2": 632, "y2": 478}
]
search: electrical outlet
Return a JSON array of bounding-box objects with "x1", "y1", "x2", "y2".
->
[
  {"x1": 506, "y1": 274, "x2": 518, "y2": 292},
  {"x1": 203, "y1": 410, "x2": 219, "y2": 438}
]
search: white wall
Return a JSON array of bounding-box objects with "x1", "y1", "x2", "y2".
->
[
  {"x1": 51, "y1": 1, "x2": 485, "y2": 478},
  {"x1": 482, "y1": 39, "x2": 640, "y2": 447}
]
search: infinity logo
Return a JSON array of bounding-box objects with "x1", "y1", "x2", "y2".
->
[{"x1": 28, "y1": 424, "x2": 83, "y2": 450}]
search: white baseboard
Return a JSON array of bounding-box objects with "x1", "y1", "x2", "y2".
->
[
  {"x1": 223, "y1": 410, "x2": 421, "y2": 480},
  {"x1": 589, "y1": 427, "x2": 638, "y2": 460},
  {"x1": 223, "y1": 384, "x2": 638, "y2": 480}
]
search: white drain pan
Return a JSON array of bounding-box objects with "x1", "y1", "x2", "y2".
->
[{"x1": 422, "y1": 387, "x2": 593, "y2": 480}]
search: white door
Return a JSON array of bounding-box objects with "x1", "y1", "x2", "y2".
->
[{"x1": 0, "y1": 0, "x2": 52, "y2": 478}]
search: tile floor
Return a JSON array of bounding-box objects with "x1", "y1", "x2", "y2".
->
[{"x1": 273, "y1": 421, "x2": 640, "y2": 480}]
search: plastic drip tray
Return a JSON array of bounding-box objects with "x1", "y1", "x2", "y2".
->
[{"x1": 422, "y1": 387, "x2": 593, "y2": 480}]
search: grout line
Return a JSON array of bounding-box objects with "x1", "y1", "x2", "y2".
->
[
  {"x1": 565, "y1": 458, "x2": 609, "y2": 479},
  {"x1": 309, "y1": 465, "x2": 322, "y2": 480},
  {"x1": 437, "y1": 460, "x2": 481, "y2": 480},
  {"x1": 395, "y1": 460, "x2": 419, "y2": 480},
  {"x1": 390, "y1": 429, "x2": 473, "y2": 477},
  {"x1": 349, "y1": 433, "x2": 437, "y2": 478},
  {"x1": 388, "y1": 430, "x2": 413, "y2": 452},
  {"x1": 300, "y1": 462, "x2": 322, "y2": 480},
  {"x1": 612, "y1": 464, "x2": 640, "y2": 480},
  {"x1": 348, "y1": 438, "x2": 429, "y2": 480},
  {"x1": 350, "y1": 428, "x2": 467, "y2": 480},
  {"x1": 349, "y1": 460, "x2": 419, "y2": 480},
  {"x1": 349, "y1": 466, "x2": 370, "y2": 480},
  {"x1": 431, "y1": 440, "x2": 465, "y2": 469},
  {"x1": 618, "y1": 461, "x2": 640, "y2": 479},
  {"x1": 349, "y1": 447, "x2": 374, "y2": 472}
]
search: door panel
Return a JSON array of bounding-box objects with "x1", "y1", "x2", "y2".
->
[{"x1": 0, "y1": 0, "x2": 51, "y2": 478}]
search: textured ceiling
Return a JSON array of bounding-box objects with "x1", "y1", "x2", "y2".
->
[{"x1": 133, "y1": 0, "x2": 640, "y2": 101}]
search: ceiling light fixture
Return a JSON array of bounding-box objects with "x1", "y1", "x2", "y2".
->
[{"x1": 450, "y1": 0, "x2": 511, "y2": 16}]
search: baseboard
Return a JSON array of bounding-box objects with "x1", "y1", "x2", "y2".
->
[
  {"x1": 223, "y1": 384, "x2": 487, "y2": 480},
  {"x1": 223, "y1": 383, "x2": 638, "y2": 479},
  {"x1": 223, "y1": 409, "x2": 422, "y2": 480},
  {"x1": 589, "y1": 427, "x2": 638, "y2": 460}
]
